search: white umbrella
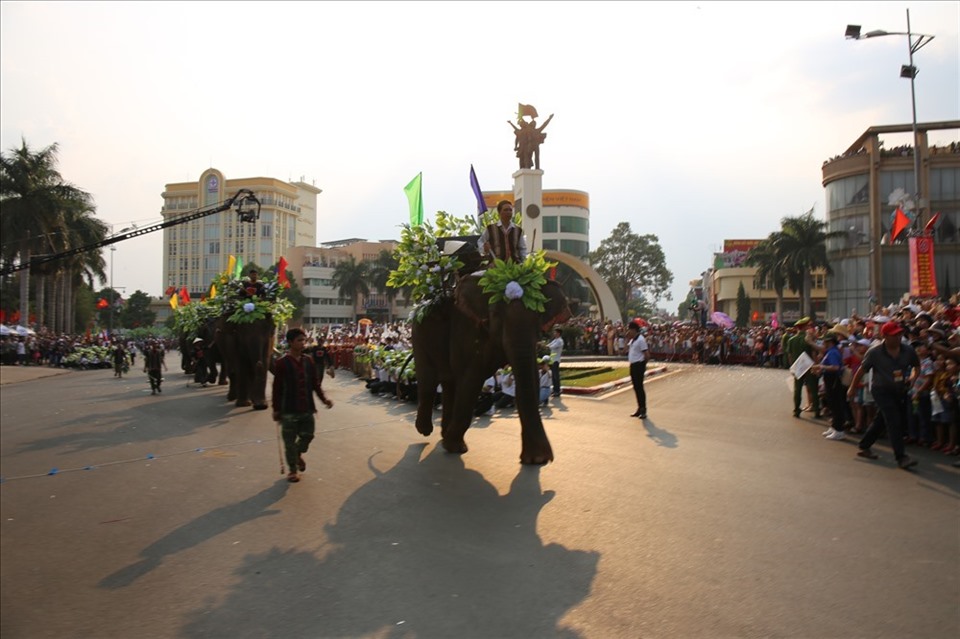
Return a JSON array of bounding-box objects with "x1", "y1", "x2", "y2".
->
[
  {"x1": 15, "y1": 325, "x2": 35, "y2": 336},
  {"x1": 0, "y1": 325, "x2": 10, "y2": 336}
]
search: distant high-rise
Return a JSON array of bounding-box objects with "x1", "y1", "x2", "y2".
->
[{"x1": 160, "y1": 169, "x2": 321, "y2": 295}]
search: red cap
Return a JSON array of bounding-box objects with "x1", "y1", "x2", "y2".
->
[{"x1": 880, "y1": 322, "x2": 903, "y2": 337}]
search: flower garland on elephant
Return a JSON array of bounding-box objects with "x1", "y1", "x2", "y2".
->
[
  {"x1": 387, "y1": 210, "x2": 556, "y2": 321},
  {"x1": 172, "y1": 268, "x2": 295, "y2": 337}
]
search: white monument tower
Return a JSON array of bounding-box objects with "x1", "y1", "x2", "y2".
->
[{"x1": 509, "y1": 105, "x2": 553, "y2": 252}]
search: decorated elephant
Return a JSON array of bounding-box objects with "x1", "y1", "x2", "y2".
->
[
  {"x1": 412, "y1": 276, "x2": 570, "y2": 464},
  {"x1": 196, "y1": 316, "x2": 228, "y2": 386},
  {"x1": 217, "y1": 315, "x2": 275, "y2": 409}
]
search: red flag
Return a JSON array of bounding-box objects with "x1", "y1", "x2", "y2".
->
[
  {"x1": 164, "y1": 285, "x2": 176, "y2": 296},
  {"x1": 179, "y1": 286, "x2": 191, "y2": 304},
  {"x1": 277, "y1": 256, "x2": 290, "y2": 289},
  {"x1": 891, "y1": 208, "x2": 910, "y2": 242},
  {"x1": 924, "y1": 212, "x2": 941, "y2": 235},
  {"x1": 96, "y1": 298, "x2": 109, "y2": 309}
]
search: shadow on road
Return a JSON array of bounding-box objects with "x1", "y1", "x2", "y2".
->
[
  {"x1": 15, "y1": 391, "x2": 238, "y2": 454},
  {"x1": 98, "y1": 482, "x2": 290, "y2": 589},
  {"x1": 180, "y1": 443, "x2": 599, "y2": 638},
  {"x1": 643, "y1": 419, "x2": 678, "y2": 448}
]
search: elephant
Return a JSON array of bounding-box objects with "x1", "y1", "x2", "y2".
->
[
  {"x1": 177, "y1": 330, "x2": 196, "y2": 375},
  {"x1": 412, "y1": 275, "x2": 571, "y2": 464},
  {"x1": 216, "y1": 315, "x2": 275, "y2": 410},
  {"x1": 196, "y1": 316, "x2": 228, "y2": 386}
]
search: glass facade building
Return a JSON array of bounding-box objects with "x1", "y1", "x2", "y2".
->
[{"x1": 822, "y1": 121, "x2": 959, "y2": 317}]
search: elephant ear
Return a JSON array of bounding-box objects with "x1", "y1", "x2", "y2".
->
[
  {"x1": 540, "y1": 281, "x2": 572, "y2": 332},
  {"x1": 454, "y1": 275, "x2": 494, "y2": 328}
]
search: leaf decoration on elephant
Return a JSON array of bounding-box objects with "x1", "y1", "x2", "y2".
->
[
  {"x1": 477, "y1": 251, "x2": 557, "y2": 313},
  {"x1": 387, "y1": 212, "x2": 480, "y2": 323}
]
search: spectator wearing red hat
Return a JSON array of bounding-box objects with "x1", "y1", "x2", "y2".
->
[{"x1": 846, "y1": 321, "x2": 920, "y2": 469}]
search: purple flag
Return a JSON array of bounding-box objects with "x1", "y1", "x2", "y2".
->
[{"x1": 469, "y1": 164, "x2": 487, "y2": 219}]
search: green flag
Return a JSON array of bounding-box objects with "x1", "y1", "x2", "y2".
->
[
  {"x1": 404, "y1": 172, "x2": 423, "y2": 226},
  {"x1": 234, "y1": 256, "x2": 244, "y2": 279}
]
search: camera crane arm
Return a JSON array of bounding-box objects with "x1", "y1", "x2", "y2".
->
[{"x1": 0, "y1": 189, "x2": 261, "y2": 277}]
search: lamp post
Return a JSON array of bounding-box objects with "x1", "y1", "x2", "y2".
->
[
  {"x1": 846, "y1": 9, "x2": 935, "y2": 226},
  {"x1": 108, "y1": 225, "x2": 135, "y2": 335}
]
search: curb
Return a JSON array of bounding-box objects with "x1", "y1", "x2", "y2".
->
[{"x1": 561, "y1": 365, "x2": 668, "y2": 396}]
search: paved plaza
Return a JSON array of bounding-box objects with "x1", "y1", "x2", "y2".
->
[{"x1": 1, "y1": 358, "x2": 958, "y2": 638}]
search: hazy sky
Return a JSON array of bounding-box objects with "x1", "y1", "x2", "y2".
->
[{"x1": 2, "y1": 1, "x2": 958, "y2": 308}]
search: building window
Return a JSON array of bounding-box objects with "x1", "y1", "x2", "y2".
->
[
  {"x1": 262, "y1": 224, "x2": 272, "y2": 238},
  {"x1": 542, "y1": 216, "x2": 557, "y2": 233},
  {"x1": 542, "y1": 239, "x2": 558, "y2": 250},
  {"x1": 559, "y1": 239, "x2": 590, "y2": 257},
  {"x1": 208, "y1": 241, "x2": 220, "y2": 254},
  {"x1": 929, "y1": 168, "x2": 960, "y2": 200},
  {"x1": 559, "y1": 216, "x2": 588, "y2": 234}
]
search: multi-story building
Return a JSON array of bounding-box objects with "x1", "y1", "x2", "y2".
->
[
  {"x1": 821, "y1": 121, "x2": 959, "y2": 317},
  {"x1": 481, "y1": 189, "x2": 590, "y2": 259},
  {"x1": 286, "y1": 240, "x2": 411, "y2": 327},
  {"x1": 160, "y1": 169, "x2": 321, "y2": 296},
  {"x1": 706, "y1": 240, "x2": 827, "y2": 324}
]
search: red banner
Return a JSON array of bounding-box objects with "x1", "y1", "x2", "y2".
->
[{"x1": 908, "y1": 237, "x2": 938, "y2": 297}]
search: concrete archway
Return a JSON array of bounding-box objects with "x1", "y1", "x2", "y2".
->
[{"x1": 543, "y1": 251, "x2": 621, "y2": 321}]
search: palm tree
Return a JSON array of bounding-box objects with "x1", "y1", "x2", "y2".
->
[
  {"x1": 368, "y1": 249, "x2": 399, "y2": 303},
  {"x1": 745, "y1": 235, "x2": 788, "y2": 319},
  {"x1": 769, "y1": 211, "x2": 844, "y2": 317},
  {"x1": 331, "y1": 256, "x2": 369, "y2": 319},
  {"x1": 0, "y1": 139, "x2": 95, "y2": 327}
]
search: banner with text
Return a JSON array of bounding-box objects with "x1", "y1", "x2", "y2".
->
[{"x1": 908, "y1": 236, "x2": 938, "y2": 297}]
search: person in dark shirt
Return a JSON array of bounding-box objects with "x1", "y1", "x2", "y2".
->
[
  {"x1": 272, "y1": 328, "x2": 333, "y2": 482},
  {"x1": 847, "y1": 321, "x2": 920, "y2": 469}
]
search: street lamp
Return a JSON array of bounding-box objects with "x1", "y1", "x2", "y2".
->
[
  {"x1": 108, "y1": 225, "x2": 135, "y2": 335},
  {"x1": 846, "y1": 9, "x2": 935, "y2": 226}
]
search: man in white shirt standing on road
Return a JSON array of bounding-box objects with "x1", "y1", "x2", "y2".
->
[
  {"x1": 547, "y1": 328, "x2": 564, "y2": 397},
  {"x1": 626, "y1": 321, "x2": 649, "y2": 419}
]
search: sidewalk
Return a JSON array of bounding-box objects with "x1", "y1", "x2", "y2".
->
[{"x1": 0, "y1": 365, "x2": 73, "y2": 386}]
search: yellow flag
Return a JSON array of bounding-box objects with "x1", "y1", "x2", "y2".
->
[
  {"x1": 226, "y1": 255, "x2": 236, "y2": 276},
  {"x1": 209, "y1": 283, "x2": 217, "y2": 299},
  {"x1": 169, "y1": 293, "x2": 178, "y2": 310}
]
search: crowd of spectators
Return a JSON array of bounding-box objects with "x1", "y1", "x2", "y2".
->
[{"x1": 0, "y1": 329, "x2": 175, "y2": 369}]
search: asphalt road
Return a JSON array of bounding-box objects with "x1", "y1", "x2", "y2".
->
[{"x1": 1, "y1": 359, "x2": 958, "y2": 639}]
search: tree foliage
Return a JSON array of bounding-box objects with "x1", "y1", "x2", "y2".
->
[
  {"x1": 119, "y1": 290, "x2": 157, "y2": 328},
  {"x1": 747, "y1": 211, "x2": 843, "y2": 317},
  {"x1": 331, "y1": 256, "x2": 370, "y2": 306},
  {"x1": 1, "y1": 138, "x2": 103, "y2": 329},
  {"x1": 588, "y1": 222, "x2": 673, "y2": 320},
  {"x1": 735, "y1": 282, "x2": 751, "y2": 328}
]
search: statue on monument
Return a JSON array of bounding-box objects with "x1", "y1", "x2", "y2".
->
[{"x1": 508, "y1": 105, "x2": 553, "y2": 170}]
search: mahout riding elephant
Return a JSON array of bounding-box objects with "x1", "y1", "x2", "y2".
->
[
  {"x1": 217, "y1": 315, "x2": 275, "y2": 409},
  {"x1": 412, "y1": 276, "x2": 570, "y2": 464}
]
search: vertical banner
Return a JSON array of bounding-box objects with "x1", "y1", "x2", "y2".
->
[{"x1": 908, "y1": 237, "x2": 938, "y2": 297}]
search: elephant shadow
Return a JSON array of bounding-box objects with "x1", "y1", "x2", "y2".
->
[{"x1": 181, "y1": 443, "x2": 599, "y2": 639}]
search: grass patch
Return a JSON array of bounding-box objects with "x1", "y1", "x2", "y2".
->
[{"x1": 560, "y1": 365, "x2": 630, "y2": 387}]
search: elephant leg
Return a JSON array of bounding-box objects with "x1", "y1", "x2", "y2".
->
[
  {"x1": 414, "y1": 370, "x2": 437, "y2": 436},
  {"x1": 251, "y1": 360, "x2": 269, "y2": 410},
  {"x1": 440, "y1": 369, "x2": 485, "y2": 456},
  {"x1": 513, "y1": 368, "x2": 554, "y2": 465}
]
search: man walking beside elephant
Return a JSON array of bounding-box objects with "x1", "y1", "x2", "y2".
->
[{"x1": 272, "y1": 328, "x2": 333, "y2": 482}]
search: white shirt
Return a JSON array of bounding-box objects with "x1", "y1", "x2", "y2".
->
[
  {"x1": 539, "y1": 369, "x2": 552, "y2": 390},
  {"x1": 548, "y1": 336, "x2": 564, "y2": 362},
  {"x1": 628, "y1": 334, "x2": 648, "y2": 364},
  {"x1": 500, "y1": 373, "x2": 516, "y2": 397}
]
